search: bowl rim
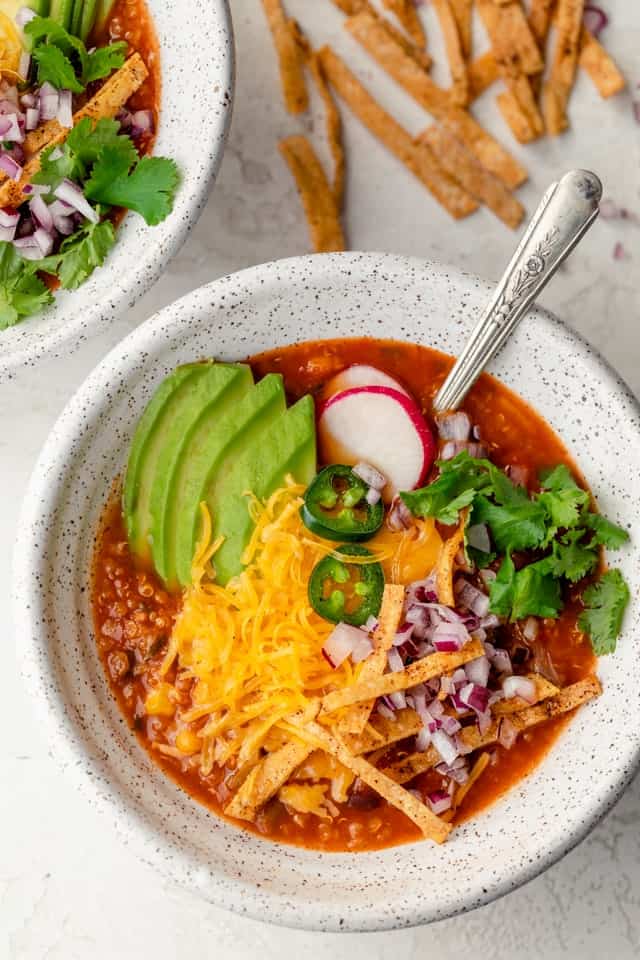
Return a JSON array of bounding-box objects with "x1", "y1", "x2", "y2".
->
[
  {"x1": 12, "y1": 251, "x2": 640, "y2": 932},
  {"x1": 0, "y1": 0, "x2": 234, "y2": 380}
]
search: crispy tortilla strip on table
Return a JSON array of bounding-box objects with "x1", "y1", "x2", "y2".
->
[
  {"x1": 476, "y1": 0, "x2": 544, "y2": 143},
  {"x1": 381, "y1": 0, "x2": 427, "y2": 48},
  {"x1": 318, "y1": 46, "x2": 478, "y2": 219},
  {"x1": 344, "y1": 10, "x2": 527, "y2": 189},
  {"x1": 468, "y1": 50, "x2": 500, "y2": 100},
  {"x1": 279, "y1": 135, "x2": 346, "y2": 252},
  {"x1": 384, "y1": 676, "x2": 602, "y2": 784},
  {"x1": 579, "y1": 27, "x2": 626, "y2": 98},
  {"x1": 261, "y1": 0, "x2": 308, "y2": 114},
  {"x1": 309, "y1": 52, "x2": 346, "y2": 207},
  {"x1": 288, "y1": 716, "x2": 451, "y2": 842},
  {"x1": 528, "y1": 0, "x2": 555, "y2": 46},
  {"x1": 321, "y1": 637, "x2": 485, "y2": 714},
  {"x1": 225, "y1": 736, "x2": 313, "y2": 822},
  {"x1": 418, "y1": 126, "x2": 525, "y2": 229},
  {"x1": 338, "y1": 584, "x2": 405, "y2": 736},
  {"x1": 435, "y1": 508, "x2": 467, "y2": 606},
  {"x1": 0, "y1": 53, "x2": 149, "y2": 205},
  {"x1": 543, "y1": 0, "x2": 584, "y2": 135},
  {"x1": 432, "y1": 0, "x2": 469, "y2": 106},
  {"x1": 449, "y1": 0, "x2": 473, "y2": 59}
]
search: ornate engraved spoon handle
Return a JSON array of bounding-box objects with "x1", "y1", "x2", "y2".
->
[{"x1": 433, "y1": 169, "x2": 602, "y2": 414}]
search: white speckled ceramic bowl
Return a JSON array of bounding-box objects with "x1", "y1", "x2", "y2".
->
[
  {"x1": 13, "y1": 253, "x2": 640, "y2": 932},
  {"x1": 0, "y1": 0, "x2": 233, "y2": 381}
]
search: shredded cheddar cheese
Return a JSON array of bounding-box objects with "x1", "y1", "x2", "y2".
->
[{"x1": 147, "y1": 480, "x2": 442, "y2": 783}]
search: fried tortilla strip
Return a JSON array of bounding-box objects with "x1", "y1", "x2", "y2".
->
[
  {"x1": 309, "y1": 52, "x2": 346, "y2": 207},
  {"x1": 261, "y1": 0, "x2": 308, "y2": 114},
  {"x1": 225, "y1": 736, "x2": 313, "y2": 822},
  {"x1": 492, "y1": 674, "x2": 560, "y2": 715},
  {"x1": 432, "y1": 0, "x2": 469, "y2": 105},
  {"x1": 579, "y1": 27, "x2": 626, "y2": 99},
  {"x1": 350, "y1": 707, "x2": 422, "y2": 754},
  {"x1": 344, "y1": 10, "x2": 527, "y2": 189},
  {"x1": 449, "y1": 0, "x2": 473, "y2": 59},
  {"x1": 451, "y1": 751, "x2": 490, "y2": 811},
  {"x1": 321, "y1": 637, "x2": 485, "y2": 714},
  {"x1": 0, "y1": 53, "x2": 149, "y2": 203},
  {"x1": 543, "y1": 0, "x2": 584, "y2": 135},
  {"x1": 435, "y1": 509, "x2": 467, "y2": 606},
  {"x1": 418, "y1": 126, "x2": 525, "y2": 229},
  {"x1": 339, "y1": 584, "x2": 405, "y2": 736},
  {"x1": 384, "y1": 676, "x2": 602, "y2": 784},
  {"x1": 279, "y1": 135, "x2": 346, "y2": 252},
  {"x1": 318, "y1": 46, "x2": 478, "y2": 219},
  {"x1": 288, "y1": 716, "x2": 451, "y2": 842},
  {"x1": 468, "y1": 50, "x2": 499, "y2": 100},
  {"x1": 476, "y1": 0, "x2": 544, "y2": 142},
  {"x1": 382, "y1": 0, "x2": 427, "y2": 48}
]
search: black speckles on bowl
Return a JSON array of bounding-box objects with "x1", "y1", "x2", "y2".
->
[
  {"x1": 0, "y1": 0, "x2": 234, "y2": 380},
  {"x1": 12, "y1": 252, "x2": 640, "y2": 932}
]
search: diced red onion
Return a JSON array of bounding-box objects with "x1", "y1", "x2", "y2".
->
[
  {"x1": 441, "y1": 714, "x2": 461, "y2": 736},
  {"x1": 29, "y1": 194, "x2": 53, "y2": 233},
  {"x1": 427, "y1": 698, "x2": 444, "y2": 719},
  {"x1": 387, "y1": 495, "x2": 414, "y2": 531},
  {"x1": 117, "y1": 108, "x2": 133, "y2": 130},
  {"x1": 459, "y1": 681, "x2": 489, "y2": 714},
  {"x1": 427, "y1": 790, "x2": 452, "y2": 815},
  {"x1": 377, "y1": 701, "x2": 395, "y2": 721},
  {"x1": 16, "y1": 6, "x2": 37, "y2": 27},
  {"x1": 19, "y1": 52, "x2": 31, "y2": 81},
  {"x1": 0, "y1": 114, "x2": 23, "y2": 143},
  {"x1": 437, "y1": 411, "x2": 471, "y2": 442},
  {"x1": 491, "y1": 647, "x2": 512, "y2": 675},
  {"x1": 393, "y1": 621, "x2": 414, "y2": 647},
  {"x1": 455, "y1": 579, "x2": 490, "y2": 617},
  {"x1": 13, "y1": 226, "x2": 53, "y2": 259},
  {"x1": 364, "y1": 615, "x2": 378, "y2": 632},
  {"x1": 432, "y1": 729, "x2": 459, "y2": 766},
  {"x1": 351, "y1": 635, "x2": 374, "y2": 664},
  {"x1": 0, "y1": 153, "x2": 22, "y2": 180},
  {"x1": 416, "y1": 727, "x2": 432, "y2": 752},
  {"x1": 387, "y1": 647, "x2": 404, "y2": 673},
  {"x1": 432, "y1": 620, "x2": 469, "y2": 652},
  {"x1": 522, "y1": 617, "x2": 539, "y2": 641},
  {"x1": 25, "y1": 107, "x2": 39, "y2": 131},
  {"x1": 57, "y1": 89, "x2": 73, "y2": 128},
  {"x1": 583, "y1": 4, "x2": 608, "y2": 37},
  {"x1": 479, "y1": 613, "x2": 500, "y2": 629},
  {"x1": 0, "y1": 207, "x2": 19, "y2": 229},
  {"x1": 20, "y1": 92, "x2": 36, "y2": 109},
  {"x1": 405, "y1": 605, "x2": 427, "y2": 627},
  {"x1": 502, "y1": 675, "x2": 536, "y2": 703},
  {"x1": 353, "y1": 461, "x2": 386, "y2": 490},
  {"x1": 389, "y1": 690, "x2": 406, "y2": 710},
  {"x1": 464, "y1": 655, "x2": 490, "y2": 687},
  {"x1": 365, "y1": 486, "x2": 381, "y2": 506},
  {"x1": 498, "y1": 717, "x2": 518, "y2": 749},
  {"x1": 479, "y1": 568, "x2": 496, "y2": 588},
  {"x1": 452, "y1": 667, "x2": 467, "y2": 686},
  {"x1": 54, "y1": 179, "x2": 99, "y2": 224},
  {"x1": 440, "y1": 440, "x2": 467, "y2": 461},
  {"x1": 131, "y1": 109, "x2": 154, "y2": 136},
  {"x1": 0, "y1": 222, "x2": 17, "y2": 242},
  {"x1": 323, "y1": 622, "x2": 369, "y2": 669},
  {"x1": 416, "y1": 641, "x2": 433, "y2": 657},
  {"x1": 39, "y1": 83, "x2": 59, "y2": 122},
  {"x1": 476, "y1": 709, "x2": 492, "y2": 736},
  {"x1": 488, "y1": 689, "x2": 504, "y2": 708}
]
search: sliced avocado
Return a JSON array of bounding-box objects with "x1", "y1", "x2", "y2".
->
[
  {"x1": 123, "y1": 363, "x2": 202, "y2": 546},
  {"x1": 208, "y1": 395, "x2": 317, "y2": 586},
  {"x1": 171, "y1": 373, "x2": 287, "y2": 588},
  {"x1": 145, "y1": 363, "x2": 253, "y2": 578}
]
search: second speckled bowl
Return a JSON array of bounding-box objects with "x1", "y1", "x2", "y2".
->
[{"x1": 12, "y1": 253, "x2": 640, "y2": 932}]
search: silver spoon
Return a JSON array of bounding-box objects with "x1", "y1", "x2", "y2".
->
[{"x1": 432, "y1": 169, "x2": 602, "y2": 414}]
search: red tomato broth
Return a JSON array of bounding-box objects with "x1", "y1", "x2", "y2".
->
[{"x1": 91, "y1": 338, "x2": 596, "y2": 852}]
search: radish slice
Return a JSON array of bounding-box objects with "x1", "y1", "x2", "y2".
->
[
  {"x1": 318, "y1": 385, "x2": 436, "y2": 501},
  {"x1": 321, "y1": 364, "x2": 410, "y2": 403}
]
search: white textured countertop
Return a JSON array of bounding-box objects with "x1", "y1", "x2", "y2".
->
[{"x1": 2, "y1": 2, "x2": 640, "y2": 956}]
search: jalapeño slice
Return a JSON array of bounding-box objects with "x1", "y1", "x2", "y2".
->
[
  {"x1": 308, "y1": 544, "x2": 385, "y2": 626},
  {"x1": 302, "y1": 464, "x2": 384, "y2": 542}
]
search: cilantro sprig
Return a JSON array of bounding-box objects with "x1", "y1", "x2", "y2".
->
[
  {"x1": 0, "y1": 243, "x2": 53, "y2": 329},
  {"x1": 401, "y1": 452, "x2": 630, "y2": 654},
  {"x1": 25, "y1": 17, "x2": 127, "y2": 92}
]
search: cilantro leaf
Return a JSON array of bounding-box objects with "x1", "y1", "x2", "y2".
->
[
  {"x1": 33, "y1": 219, "x2": 116, "y2": 290},
  {"x1": 83, "y1": 42, "x2": 127, "y2": 84},
  {"x1": 400, "y1": 451, "x2": 493, "y2": 525},
  {"x1": 34, "y1": 119, "x2": 137, "y2": 191},
  {"x1": 32, "y1": 43, "x2": 85, "y2": 92},
  {"x1": 489, "y1": 553, "x2": 562, "y2": 621},
  {"x1": 32, "y1": 143, "x2": 77, "y2": 192},
  {"x1": 579, "y1": 569, "x2": 630, "y2": 655},
  {"x1": 0, "y1": 242, "x2": 53, "y2": 329},
  {"x1": 538, "y1": 464, "x2": 590, "y2": 537},
  {"x1": 473, "y1": 493, "x2": 548, "y2": 552},
  {"x1": 546, "y1": 533, "x2": 599, "y2": 584},
  {"x1": 582, "y1": 511, "x2": 629, "y2": 549},
  {"x1": 86, "y1": 150, "x2": 180, "y2": 226}
]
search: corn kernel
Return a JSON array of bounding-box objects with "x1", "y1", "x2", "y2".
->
[{"x1": 145, "y1": 683, "x2": 175, "y2": 717}]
